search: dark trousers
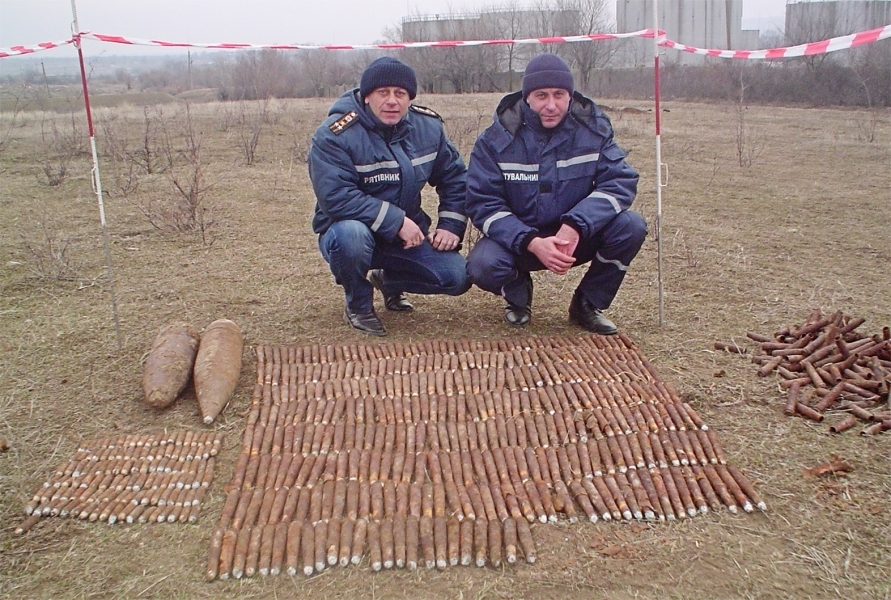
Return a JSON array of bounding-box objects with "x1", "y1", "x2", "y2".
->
[
  {"x1": 319, "y1": 220, "x2": 471, "y2": 314},
  {"x1": 466, "y1": 211, "x2": 647, "y2": 309}
]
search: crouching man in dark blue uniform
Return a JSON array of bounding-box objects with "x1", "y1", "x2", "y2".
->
[
  {"x1": 465, "y1": 54, "x2": 647, "y2": 335},
  {"x1": 308, "y1": 57, "x2": 471, "y2": 336}
]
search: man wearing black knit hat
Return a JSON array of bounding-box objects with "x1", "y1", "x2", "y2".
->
[
  {"x1": 308, "y1": 57, "x2": 470, "y2": 336},
  {"x1": 465, "y1": 53, "x2": 647, "y2": 335}
]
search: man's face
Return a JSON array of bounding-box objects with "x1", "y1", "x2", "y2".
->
[
  {"x1": 364, "y1": 87, "x2": 411, "y2": 125},
  {"x1": 526, "y1": 88, "x2": 570, "y2": 129}
]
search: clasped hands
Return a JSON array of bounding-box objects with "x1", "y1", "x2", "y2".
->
[
  {"x1": 527, "y1": 223, "x2": 579, "y2": 275},
  {"x1": 398, "y1": 216, "x2": 460, "y2": 251}
]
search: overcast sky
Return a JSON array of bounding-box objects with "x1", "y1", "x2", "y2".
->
[{"x1": 1, "y1": 0, "x2": 789, "y2": 56}]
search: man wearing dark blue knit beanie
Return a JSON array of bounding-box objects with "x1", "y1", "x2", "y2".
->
[
  {"x1": 308, "y1": 57, "x2": 470, "y2": 336},
  {"x1": 465, "y1": 53, "x2": 647, "y2": 335}
]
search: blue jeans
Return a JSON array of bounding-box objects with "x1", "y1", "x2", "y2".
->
[
  {"x1": 466, "y1": 211, "x2": 647, "y2": 310},
  {"x1": 319, "y1": 220, "x2": 471, "y2": 314}
]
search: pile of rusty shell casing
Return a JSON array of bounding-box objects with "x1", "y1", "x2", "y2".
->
[
  {"x1": 20, "y1": 432, "x2": 221, "y2": 532},
  {"x1": 744, "y1": 311, "x2": 890, "y2": 434}
]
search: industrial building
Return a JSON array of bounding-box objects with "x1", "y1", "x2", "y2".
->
[
  {"x1": 615, "y1": 0, "x2": 760, "y2": 65},
  {"x1": 786, "y1": 0, "x2": 891, "y2": 42}
]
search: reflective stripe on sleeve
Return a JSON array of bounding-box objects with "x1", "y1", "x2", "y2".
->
[
  {"x1": 556, "y1": 153, "x2": 599, "y2": 169},
  {"x1": 587, "y1": 190, "x2": 622, "y2": 213},
  {"x1": 356, "y1": 160, "x2": 399, "y2": 173},
  {"x1": 482, "y1": 211, "x2": 511, "y2": 235},
  {"x1": 411, "y1": 152, "x2": 437, "y2": 167},
  {"x1": 438, "y1": 211, "x2": 467, "y2": 223},
  {"x1": 371, "y1": 201, "x2": 391, "y2": 232}
]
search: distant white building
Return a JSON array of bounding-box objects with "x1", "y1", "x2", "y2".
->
[
  {"x1": 615, "y1": 0, "x2": 760, "y2": 66},
  {"x1": 786, "y1": 0, "x2": 891, "y2": 41}
]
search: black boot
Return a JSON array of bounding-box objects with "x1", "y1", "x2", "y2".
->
[
  {"x1": 568, "y1": 291, "x2": 617, "y2": 335},
  {"x1": 503, "y1": 274, "x2": 532, "y2": 327},
  {"x1": 368, "y1": 269, "x2": 414, "y2": 312},
  {"x1": 343, "y1": 306, "x2": 387, "y2": 336}
]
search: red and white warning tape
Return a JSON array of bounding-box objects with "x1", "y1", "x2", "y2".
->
[
  {"x1": 1, "y1": 24, "x2": 889, "y2": 60},
  {"x1": 662, "y1": 24, "x2": 891, "y2": 59},
  {"x1": 0, "y1": 38, "x2": 75, "y2": 58},
  {"x1": 82, "y1": 29, "x2": 655, "y2": 50}
]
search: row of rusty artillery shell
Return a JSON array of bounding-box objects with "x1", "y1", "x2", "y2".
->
[
  {"x1": 745, "y1": 310, "x2": 890, "y2": 433},
  {"x1": 72, "y1": 431, "x2": 224, "y2": 461},
  {"x1": 228, "y1": 429, "x2": 728, "y2": 496},
  {"x1": 17, "y1": 474, "x2": 210, "y2": 534},
  {"x1": 255, "y1": 345, "x2": 676, "y2": 404},
  {"x1": 239, "y1": 402, "x2": 710, "y2": 463},
  {"x1": 207, "y1": 515, "x2": 536, "y2": 581},
  {"x1": 250, "y1": 377, "x2": 689, "y2": 429},
  {"x1": 217, "y1": 459, "x2": 762, "y2": 539},
  {"x1": 259, "y1": 342, "x2": 646, "y2": 381},
  {"x1": 254, "y1": 332, "x2": 645, "y2": 368},
  {"x1": 257, "y1": 343, "x2": 663, "y2": 396}
]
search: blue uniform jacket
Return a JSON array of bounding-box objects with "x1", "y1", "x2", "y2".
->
[
  {"x1": 308, "y1": 89, "x2": 468, "y2": 242},
  {"x1": 466, "y1": 91, "x2": 639, "y2": 255}
]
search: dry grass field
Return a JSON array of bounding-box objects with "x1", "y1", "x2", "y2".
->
[{"x1": 1, "y1": 89, "x2": 889, "y2": 599}]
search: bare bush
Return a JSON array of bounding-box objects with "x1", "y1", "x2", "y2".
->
[
  {"x1": 35, "y1": 113, "x2": 85, "y2": 186},
  {"x1": 123, "y1": 104, "x2": 216, "y2": 243},
  {"x1": 233, "y1": 99, "x2": 271, "y2": 166},
  {"x1": 19, "y1": 198, "x2": 84, "y2": 281}
]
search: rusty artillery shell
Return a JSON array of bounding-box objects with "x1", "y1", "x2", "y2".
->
[
  {"x1": 459, "y1": 518, "x2": 474, "y2": 566},
  {"x1": 310, "y1": 520, "x2": 326, "y2": 574},
  {"x1": 443, "y1": 516, "x2": 460, "y2": 567},
  {"x1": 284, "y1": 521, "x2": 302, "y2": 576},
  {"x1": 217, "y1": 528, "x2": 238, "y2": 580},
  {"x1": 350, "y1": 518, "x2": 368, "y2": 566},
  {"x1": 726, "y1": 464, "x2": 766, "y2": 511},
  {"x1": 379, "y1": 517, "x2": 395, "y2": 569},
  {"x1": 486, "y1": 518, "x2": 502, "y2": 568},
  {"x1": 517, "y1": 480, "x2": 543, "y2": 524},
  {"x1": 862, "y1": 420, "x2": 891, "y2": 435},
  {"x1": 300, "y1": 522, "x2": 316, "y2": 575},
  {"x1": 431, "y1": 516, "x2": 447, "y2": 570},
  {"x1": 648, "y1": 468, "x2": 678, "y2": 520},
  {"x1": 369, "y1": 481, "x2": 385, "y2": 520},
  {"x1": 829, "y1": 414, "x2": 859, "y2": 434},
  {"x1": 569, "y1": 480, "x2": 597, "y2": 522},
  {"x1": 269, "y1": 521, "x2": 288, "y2": 576},
  {"x1": 705, "y1": 430, "x2": 727, "y2": 464},
  {"x1": 473, "y1": 517, "x2": 488, "y2": 567},
  {"x1": 206, "y1": 527, "x2": 225, "y2": 582},
  {"x1": 499, "y1": 516, "x2": 518, "y2": 564},
  {"x1": 667, "y1": 466, "x2": 697, "y2": 517},
  {"x1": 390, "y1": 514, "x2": 406, "y2": 568},
  {"x1": 321, "y1": 517, "x2": 339, "y2": 567},
  {"x1": 256, "y1": 524, "x2": 275, "y2": 577},
  {"x1": 405, "y1": 515, "x2": 420, "y2": 570},
  {"x1": 230, "y1": 524, "x2": 253, "y2": 579},
  {"x1": 795, "y1": 402, "x2": 824, "y2": 422},
  {"x1": 847, "y1": 403, "x2": 875, "y2": 422},
  {"x1": 515, "y1": 518, "x2": 536, "y2": 564},
  {"x1": 715, "y1": 464, "x2": 754, "y2": 513},
  {"x1": 419, "y1": 515, "x2": 436, "y2": 569},
  {"x1": 691, "y1": 464, "x2": 722, "y2": 512},
  {"x1": 702, "y1": 465, "x2": 737, "y2": 513}
]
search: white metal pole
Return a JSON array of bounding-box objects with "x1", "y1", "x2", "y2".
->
[
  {"x1": 71, "y1": 0, "x2": 123, "y2": 350},
  {"x1": 652, "y1": 0, "x2": 665, "y2": 327}
]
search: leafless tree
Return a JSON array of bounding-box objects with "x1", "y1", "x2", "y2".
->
[{"x1": 552, "y1": 0, "x2": 616, "y2": 92}]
